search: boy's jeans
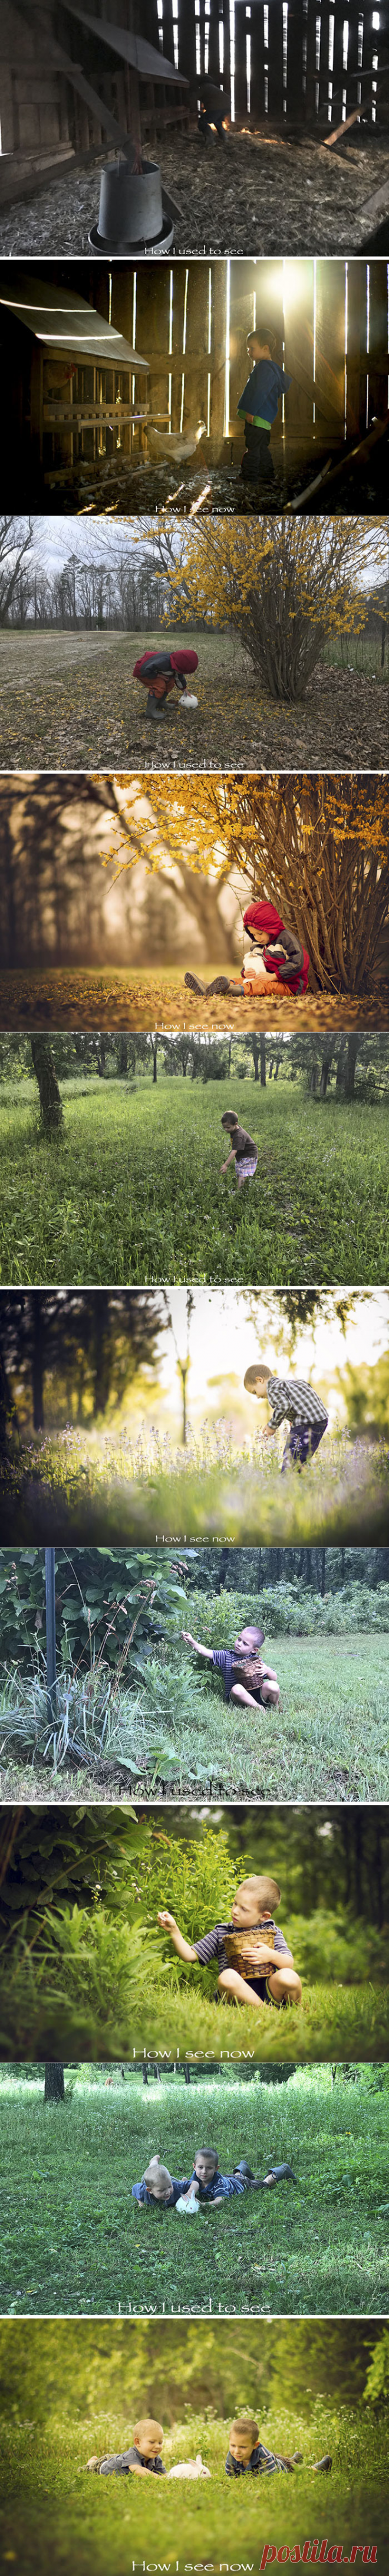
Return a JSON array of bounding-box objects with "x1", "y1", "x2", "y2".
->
[
  {"x1": 281, "y1": 1417, "x2": 328, "y2": 1471},
  {"x1": 242, "y1": 422, "x2": 275, "y2": 481}
]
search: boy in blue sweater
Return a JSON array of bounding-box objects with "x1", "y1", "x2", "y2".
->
[{"x1": 238, "y1": 326, "x2": 292, "y2": 484}]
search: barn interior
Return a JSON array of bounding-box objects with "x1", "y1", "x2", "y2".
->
[
  {"x1": 0, "y1": 0, "x2": 388, "y2": 259},
  {"x1": 1, "y1": 254, "x2": 388, "y2": 510}
]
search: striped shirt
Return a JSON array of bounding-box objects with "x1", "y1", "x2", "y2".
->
[
  {"x1": 187, "y1": 2168, "x2": 246, "y2": 2200},
  {"x1": 266, "y1": 1375, "x2": 328, "y2": 1429},
  {"x1": 194, "y1": 1918, "x2": 291, "y2": 1972},
  {"x1": 225, "y1": 2443, "x2": 289, "y2": 2477}
]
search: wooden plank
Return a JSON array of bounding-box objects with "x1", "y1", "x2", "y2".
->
[
  {"x1": 266, "y1": 2, "x2": 285, "y2": 123},
  {"x1": 314, "y1": 257, "x2": 350, "y2": 426},
  {"x1": 354, "y1": 174, "x2": 389, "y2": 231},
  {"x1": 331, "y1": 0, "x2": 348, "y2": 120},
  {"x1": 184, "y1": 258, "x2": 210, "y2": 433},
  {"x1": 248, "y1": 0, "x2": 266, "y2": 120},
  {"x1": 234, "y1": 0, "x2": 249, "y2": 123},
  {"x1": 43, "y1": 402, "x2": 147, "y2": 419},
  {"x1": 209, "y1": 257, "x2": 228, "y2": 444},
  {"x1": 304, "y1": 0, "x2": 321, "y2": 121},
  {"x1": 173, "y1": 0, "x2": 197, "y2": 87},
  {"x1": 285, "y1": 0, "x2": 305, "y2": 122},
  {"x1": 344, "y1": 0, "x2": 361, "y2": 122},
  {"x1": 367, "y1": 257, "x2": 389, "y2": 424},
  {"x1": 345, "y1": 253, "x2": 364, "y2": 432}
]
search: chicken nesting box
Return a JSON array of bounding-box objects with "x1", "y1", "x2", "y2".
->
[{"x1": 89, "y1": 157, "x2": 174, "y2": 253}]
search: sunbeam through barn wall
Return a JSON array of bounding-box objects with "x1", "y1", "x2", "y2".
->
[{"x1": 0, "y1": 0, "x2": 387, "y2": 175}]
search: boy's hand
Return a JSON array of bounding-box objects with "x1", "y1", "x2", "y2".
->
[
  {"x1": 157, "y1": 1909, "x2": 178, "y2": 1931},
  {"x1": 182, "y1": 1630, "x2": 196, "y2": 1647}
]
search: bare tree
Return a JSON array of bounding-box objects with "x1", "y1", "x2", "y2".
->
[{"x1": 0, "y1": 518, "x2": 34, "y2": 626}]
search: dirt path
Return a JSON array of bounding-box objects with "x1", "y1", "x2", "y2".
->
[{"x1": 0, "y1": 634, "x2": 386, "y2": 772}]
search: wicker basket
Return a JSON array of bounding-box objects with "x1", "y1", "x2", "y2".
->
[{"x1": 224, "y1": 1928, "x2": 275, "y2": 1977}]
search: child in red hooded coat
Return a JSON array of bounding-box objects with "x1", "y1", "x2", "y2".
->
[
  {"x1": 133, "y1": 647, "x2": 199, "y2": 722},
  {"x1": 185, "y1": 901, "x2": 309, "y2": 1001}
]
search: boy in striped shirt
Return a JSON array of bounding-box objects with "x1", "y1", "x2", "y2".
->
[{"x1": 244, "y1": 1361, "x2": 328, "y2": 1473}]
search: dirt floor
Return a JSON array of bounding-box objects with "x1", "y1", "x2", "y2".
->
[
  {"x1": 0, "y1": 628, "x2": 386, "y2": 773},
  {"x1": 0, "y1": 970, "x2": 387, "y2": 1033},
  {"x1": 0, "y1": 126, "x2": 387, "y2": 258},
  {"x1": 41, "y1": 438, "x2": 389, "y2": 520}
]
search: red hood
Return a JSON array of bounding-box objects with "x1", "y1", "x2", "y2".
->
[
  {"x1": 170, "y1": 650, "x2": 199, "y2": 673},
  {"x1": 243, "y1": 901, "x2": 283, "y2": 939}
]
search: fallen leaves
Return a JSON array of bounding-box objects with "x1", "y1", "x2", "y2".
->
[{"x1": 0, "y1": 641, "x2": 387, "y2": 774}]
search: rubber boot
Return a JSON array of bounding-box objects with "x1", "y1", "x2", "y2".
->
[{"x1": 147, "y1": 696, "x2": 167, "y2": 721}]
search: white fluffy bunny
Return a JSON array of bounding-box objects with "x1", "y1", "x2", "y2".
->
[
  {"x1": 179, "y1": 694, "x2": 199, "y2": 709},
  {"x1": 167, "y1": 2455, "x2": 211, "y2": 2480}
]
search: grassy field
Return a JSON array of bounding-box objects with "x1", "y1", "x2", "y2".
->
[
  {"x1": 1, "y1": 1073, "x2": 388, "y2": 1288},
  {"x1": 1, "y1": 2064, "x2": 388, "y2": 2321},
  {"x1": 1, "y1": 1424, "x2": 387, "y2": 1547},
  {"x1": 0, "y1": 626, "x2": 386, "y2": 772},
  {"x1": 1, "y1": 2414, "x2": 387, "y2": 2576},
  {"x1": 1, "y1": 1628, "x2": 388, "y2": 1805},
  {"x1": 1, "y1": 1907, "x2": 388, "y2": 2065}
]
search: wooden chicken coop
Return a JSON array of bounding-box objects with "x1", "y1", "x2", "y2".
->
[
  {"x1": 0, "y1": 271, "x2": 150, "y2": 488},
  {"x1": 1, "y1": 0, "x2": 388, "y2": 208},
  {"x1": 0, "y1": 254, "x2": 388, "y2": 495}
]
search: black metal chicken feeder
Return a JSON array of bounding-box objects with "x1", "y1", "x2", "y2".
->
[
  {"x1": 45, "y1": 1545, "x2": 57, "y2": 1725},
  {"x1": 88, "y1": 156, "x2": 174, "y2": 253}
]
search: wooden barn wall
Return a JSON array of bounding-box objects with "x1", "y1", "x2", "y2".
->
[
  {"x1": 141, "y1": 0, "x2": 387, "y2": 127},
  {"x1": 36, "y1": 258, "x2": 388, "y2": 474},
  {"x1": 2, "y1": 0, "x2": 387, "y2": 154},
  {"x1": 104, "y1": 255, "x2": 389, "y2": 444}
]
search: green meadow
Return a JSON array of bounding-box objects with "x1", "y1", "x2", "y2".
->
[
  {"x1": 0, "y1": 2315, "x2": 387, "y2": 2576},
  {"x1": 1, "y1": 2064, "x2": 388, "y2": 2321},
  {"x1": 0, "y1": 1070, "x2": 388, "y2": 1287}
]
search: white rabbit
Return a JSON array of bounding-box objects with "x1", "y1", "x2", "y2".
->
[{"x1": 167, "y1": 2455, "x2": 211, "y2": 2480}]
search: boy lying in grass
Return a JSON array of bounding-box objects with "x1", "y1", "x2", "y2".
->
[
  {"x1": 132, "y1": 2151, "x2": 298, "y2": 2210},
  {"x1": 87, "y1": 2416, "x2": 166, "y2": 2475},
  {"x1": 226, "y1": 2416, "x2": 298, "y2": 2476},
  {"x1": 182, "y1": 1621, "x2": 280, "y2": 1711},
  {"x1": 157, "y1": 1872, "x2": 302, "y2": 2012},
  {"x1": 86, "y1": 2417, "x2": 209, "y2": 2478}
]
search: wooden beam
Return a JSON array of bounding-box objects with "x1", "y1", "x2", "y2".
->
[{"x1": 43, "y1": 402, "x2": 148, "y2": 422}]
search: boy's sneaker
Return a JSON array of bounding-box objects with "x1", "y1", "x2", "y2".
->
[{"x1": 184, "y1": 973, "x2": 206, "y2": 994}]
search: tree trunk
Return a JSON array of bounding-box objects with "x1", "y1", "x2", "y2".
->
[
  {"x1": 319, "y1": 1547, "x2": 326, "y2": 1597},
  {"x1": 335, "y1": 1038, "x2": 347, "y2": 1093},
  {"x1": 260, "y1": 1034, "x2": 266, "y2": 1087},
  {"x1": 252, "y1": 1036, "x2": 260, "y2": 1081},
  {"x1": 32, "y1": 1293, "x2": 45, "y2": 1431},
  {"x1": 44, "y1": 2063, "x2": 65, "y2": 2103},
  {"x1": 344, "y1": 1035, "x2": 359, "y2": 1100},
  {"x1": 31, "y1": 1037, "x2": 63, "y2": 1136},
  {"x1": 319, "y1": 1042, "x2": 335, "y2": 1097}
]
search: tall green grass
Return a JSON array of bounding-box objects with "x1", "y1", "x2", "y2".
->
[
  {"x1": 1, "y1": 2064, "x2": 388, "y2": 2319},
  {"x1": 0, "y1": 1074, "x2": 388, "y2": 1287}
]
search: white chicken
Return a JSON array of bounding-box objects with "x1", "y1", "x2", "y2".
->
[
  {"x1": 167, "y1": 2455, "x2": 211, "y2": 2480},
  {"x1": 146, "y1": 419, "x2": 206, "y2": 463}
]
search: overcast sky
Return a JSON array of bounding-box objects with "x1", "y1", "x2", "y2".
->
[{"x1": 17, "y1": 515, "x2": 385, "y2": 584}]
